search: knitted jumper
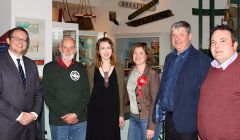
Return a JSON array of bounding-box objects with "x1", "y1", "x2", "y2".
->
[
  {"x1": 197, "y1": 55, "x2": 240, "y2": 140},
  {"x1": 43, "y1": 61, "x2": 90, "y2": 125}
]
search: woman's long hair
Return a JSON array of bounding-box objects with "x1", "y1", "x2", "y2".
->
[{"x1": 94, "y1": 37, "x2": 117, "y2": 68}]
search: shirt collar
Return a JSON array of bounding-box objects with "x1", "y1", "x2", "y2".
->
[
  {"x1": 57, "y1": 58, "x2": 75, "y2": 69},
  {"x1": 211, "y1": 52, "x2": 238, "y2": 70},
  {"x1": 173, "y1": 45, "x2": 190, "y2": 58},
  {"x1": 8, "y1": 49, "x2": 23, "y2": 60}
]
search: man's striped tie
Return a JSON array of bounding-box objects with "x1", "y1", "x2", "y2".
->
[{"x1": 17, "y1": 59, "x2": 26, "y2": 89}]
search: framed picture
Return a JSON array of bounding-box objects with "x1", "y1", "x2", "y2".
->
[
  {"x1": 115, "y1": 36, "x2": 161, "y2": 68},
  {"x1": 150, "y1": 41, "x2": 159, "y2": 66}
]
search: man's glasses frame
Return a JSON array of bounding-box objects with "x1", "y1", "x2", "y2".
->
[{"x1": 10, "y1": 36, "x2": 28, "y2": 43}]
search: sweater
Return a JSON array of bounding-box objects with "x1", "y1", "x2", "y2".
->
[
  {"x1": 43, "y1": 61, "x2": 90, "y2": 125},
  {"x1": 197, "y1": 55, "x2": 240, "y2": 140}
]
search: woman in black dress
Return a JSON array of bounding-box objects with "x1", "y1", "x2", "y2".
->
[{"x1": 86, "y1": 37, "x2": 125, "y2": 140}]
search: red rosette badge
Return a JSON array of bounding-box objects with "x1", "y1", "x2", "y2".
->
[{"x1": 137, "y1": 75, "x2": 148, "y2": 97}]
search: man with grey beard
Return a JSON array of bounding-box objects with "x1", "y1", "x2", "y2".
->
[{"x1": 43, "y1": 36, "x2": 90, "y2": 140}]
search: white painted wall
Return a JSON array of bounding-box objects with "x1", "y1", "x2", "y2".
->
[
  {"x1": 93, "y1": 0, "x2": 227, "y2": 50},
  {"x1": 0, "y1": 0, "x2": 11, "y2": 35}
]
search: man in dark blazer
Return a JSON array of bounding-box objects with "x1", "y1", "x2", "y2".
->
[
  {"x1": 0, "y1": 27, "x2": 43, "y2": 140},
  {"x1": 153, "y1": 21, "x2": 211, "y2": 140}
]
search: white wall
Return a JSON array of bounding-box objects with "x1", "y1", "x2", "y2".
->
[
  {"x1": 93, "y1": 0, "x2": 227, "y2": 50},
  {"x1": 0, "y1": 1, "x2": 11, "y2": 35}
]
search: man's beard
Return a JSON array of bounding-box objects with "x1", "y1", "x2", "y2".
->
[{"x1": 61, "y1": 53, "x2": 75, "y2": 61}]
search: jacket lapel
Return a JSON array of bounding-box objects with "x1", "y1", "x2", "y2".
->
[
  {"x1": 5, "y1": 52, "x2": 24, "y2": 87},
  {"x1": 142, "y1": 65, "x2": 150, "y2": 95}
]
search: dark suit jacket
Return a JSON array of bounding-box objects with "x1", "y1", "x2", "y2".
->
[
  {"x1": 0, "y1": 52, "x2": 43, "y2": 139},
  {"x1": 154, "y1": 45, "x2": 211, "y2": 133}
]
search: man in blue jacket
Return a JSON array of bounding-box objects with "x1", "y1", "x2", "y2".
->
[{"x1": 153, "y1": 21, "x2": 211, "y2": 140}]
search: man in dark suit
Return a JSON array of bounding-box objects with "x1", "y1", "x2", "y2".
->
[
  {"x1": 153, "y1": 21, "x2": 211, "y2": 140},
  {"x1": 0, "y1": 27, "x2": 43, "y2": 140}
]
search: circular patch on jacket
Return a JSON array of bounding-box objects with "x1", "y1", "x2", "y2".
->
[{"x1": 70, "y1": 71, "x2": 80, "y2": 81}]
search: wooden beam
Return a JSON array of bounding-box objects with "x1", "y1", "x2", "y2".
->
[
  {"x1": 118, "y1": 1, "x2": 156, "y2": 11},
  {"x1": 192, "y1": 0, "x2": 226, "y2": 49},
  {"x1": 230, "y1": 0, "x2": 240, "y2": 4},
  {"x1": 126, "y1": 10, "x2": 173, "y2": 27},
  {"x1": 192, "y1": 9, "x2": 226, "y2": 15},
  {"x1": 128, "y1": 0, "x2": 159, "y2": 20}
]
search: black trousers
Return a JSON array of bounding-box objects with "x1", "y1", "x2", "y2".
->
[
  {"x1": 165, "y1": 112, "x2": 198, "y2": 140},
  {"x1": 0, "y1": 125, "x2": 38, "y2": 140}
]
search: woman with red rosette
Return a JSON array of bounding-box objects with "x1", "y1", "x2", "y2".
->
[{"x1": 126, "y1": 43, "x2": 161, "y2": 140}]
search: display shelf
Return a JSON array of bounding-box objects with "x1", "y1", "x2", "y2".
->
[
  {"x1": 52, "y1": 22, "x2": 79, "y2": 61},
  {"x1": 78, "y1": 31, "x2": 104, "y2": 66}
]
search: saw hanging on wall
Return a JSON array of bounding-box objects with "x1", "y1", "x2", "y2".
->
[
  {"x1": 118, "y1": 1, "x2": 156, "y2": 11},
  {"x1": 126, "y1": 9, "x2": 174, "y2": 27},
  {"x1": 128, "y1": 0, "x2": 159, "y2": 20}
]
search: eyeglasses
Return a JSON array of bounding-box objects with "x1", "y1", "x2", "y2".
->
[{"x1": 11, "y1": 36, "x2": 28, "y2": 43}]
